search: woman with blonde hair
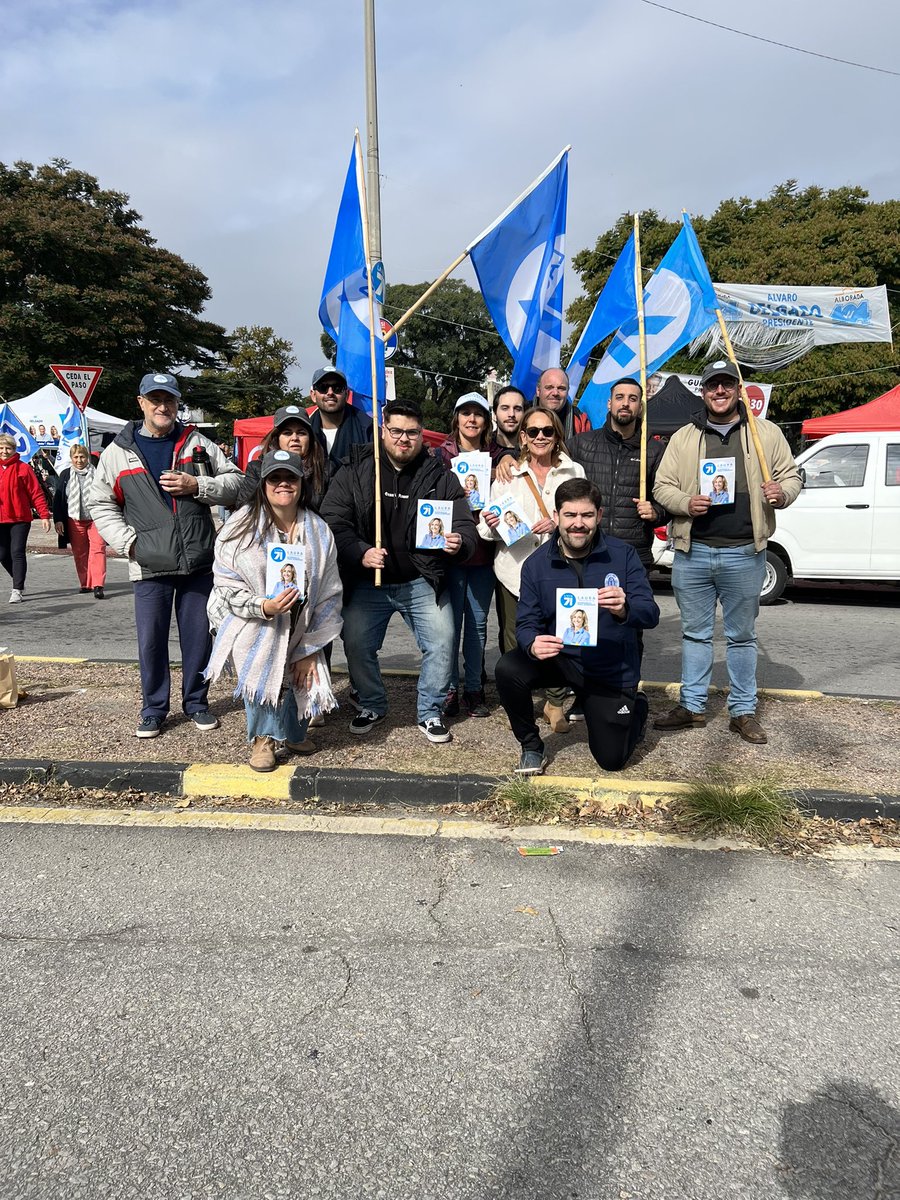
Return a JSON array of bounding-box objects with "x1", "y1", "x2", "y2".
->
[{"x1": 53, "y1": 444, "x2": 108, "y2": 598}]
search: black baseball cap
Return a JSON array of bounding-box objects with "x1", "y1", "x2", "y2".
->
[
  {"x1": 260, "y1": 450, "x2": 305, "y2": 480},
  {"x1": 700, "y1": 360, "x2": 741, "y2": 386},
  {"x1": 272, "y1": 404, "x2": 312, "y2": 432},
  {"x1": 311, "y1": 368, "x2": 348, "y2": 391}
]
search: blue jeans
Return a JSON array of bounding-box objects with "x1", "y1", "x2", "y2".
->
[
  {"x1": 446, "y1": 564, "x2": 495, "y2": 693},
  {"x1": 244, "y1": 690, "x2": 308, "y2": 744},
  {"x1": 133, "y1": 572, "x2": 213, "y2": 720},
  {"x1": 341, "y1": 578, "x2": 455, "y2": 723},
  {"x1": 672, "y1": 542, "x2": 766, "y2": 716}
]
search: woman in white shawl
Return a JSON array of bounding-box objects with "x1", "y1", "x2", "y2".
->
[
  {"x1": 52, "y1": 443, "x2": 108, "y2": 598},
  {"x1": 206, "y1": 450, "x2": 343, "y2": 773}
]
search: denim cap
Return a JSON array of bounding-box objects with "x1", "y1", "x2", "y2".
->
[
  {"x1": 272, "y1": 404, "x2": 312, "y2": 432},
  {"x1": 700, "y1": 360, "x2": 740, "y2": 386},
  {"x1": 260, "y1": 450, "x2": 305, "y2": 480},
  {"x1": 311, "y1": 367, "x2": 348, "y2": 390},
  {"x1": 454, "y1": 391, "x2": 490, "y2": 414},
  {"x1": 139, "y1": 372, "x2": 181, "y2": 398}
]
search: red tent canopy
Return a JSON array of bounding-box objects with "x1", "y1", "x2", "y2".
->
[
  {"x1": 232, "y1": 411, "x2": 446, "y2": 468},
  {"x1": 801, "y1": 383, "x2": 900, "y2": 438}
]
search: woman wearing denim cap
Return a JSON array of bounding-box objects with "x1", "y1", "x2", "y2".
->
[{"x1": 206, "y1": 449, "x2": 343, "y2": 772}]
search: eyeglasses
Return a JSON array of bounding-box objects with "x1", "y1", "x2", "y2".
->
[
  {"x1": 384, "y1": 426, "x2": 422, "y2": 442},
  {"x1": 524, "y1": 425, "x2": 555, "y2": 439}
]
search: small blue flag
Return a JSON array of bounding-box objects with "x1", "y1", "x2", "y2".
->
[
  {"x1": 318, "y1": 141, "x2": 385, "y2": 415},
  {"x1": 54, "y1": 400, "x2": 88, "y2": 468},
  {"x1": 578, "y1": 214, "x2": 719, "y2": 426},
  {"x1": 469, "y1": 149, "x2": 568, "y2": 400},
  {"x1": 0, "y1": 403, "x2": 40, "y2": 462},
  {"x1": 566, "y1": 232, "x2": 637, "y2": 396}
]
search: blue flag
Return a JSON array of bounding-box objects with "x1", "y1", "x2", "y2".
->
[
  {"x1": 469, "y1": 148, "x2": 568, "y2": 399},
  {"x1": 0, "y1": 404, "x2": 39, "y2": 462},
  {"x1": 54, "y1": 400, "x2": 88, "y2": 469},
  {"x1": 566, "y1": 232, "x2": 637, "y2": 396},
  {"x1": 578, "y1": 214, "x2": 719, "y2": 426},
  {"x1": 318, "y1": 142, "x2": 385, "y2": 414}
]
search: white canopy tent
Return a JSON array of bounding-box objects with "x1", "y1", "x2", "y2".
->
[{"x1": 9, "y1": 383, "x2": 127, "y2": 450}]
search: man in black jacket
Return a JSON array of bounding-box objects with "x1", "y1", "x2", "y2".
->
[
  {"x1": 308, "y1": 367, "x2": 373, "y2": 465},
  {"x1": 320, "y1": 400, "x2": 478, "y2": 744}
]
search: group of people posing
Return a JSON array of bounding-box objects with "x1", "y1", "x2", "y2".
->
[{"x1": 3, "y1": 359, "x2": 799, "y2": 776}]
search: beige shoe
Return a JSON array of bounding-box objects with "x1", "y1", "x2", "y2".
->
[
  {"x1": 248, "y1": 736, "x2": 277, "y2": 772},
  {"x1": 308, "y1": 714, "x2": 325, "y2": 729},
  {"x1": 285, "y1": 736, "x2": 317, "y2": 756},
  {"x1": 543, "y1": 702, "x2": 570, "y2": 734}
]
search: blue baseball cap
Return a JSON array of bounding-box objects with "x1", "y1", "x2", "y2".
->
[{"x1": 139, "y1": 372, "x2": 182, "y2": 398}]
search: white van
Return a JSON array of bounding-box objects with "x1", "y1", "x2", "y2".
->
[{"x1": 762, "y1": 430, "x2": 900, "y2": 602}]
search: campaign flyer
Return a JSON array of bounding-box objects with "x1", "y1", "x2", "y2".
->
[
  {"x1": 487, "y1": 492, "x2": 533, "y2": 547},
  {"x1": 415, "y1": 499, "x2": 454, "y2": 549},
  {"x1": 555, "y1": 587, "x2": 599, "y2": 647},
  {"x1": 265, "y1": 542, "x2": 306, "y2": 600},
  {"x1": 450, "y1": 452, "x2": 491, "y2": 512},
  {"x1": 700, "y1": 456, "x2": 736, "y2": 505}
]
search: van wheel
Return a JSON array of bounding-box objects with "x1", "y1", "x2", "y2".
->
[{"x1": 761, "y1": 551, "x2": 788, "y2": 605}]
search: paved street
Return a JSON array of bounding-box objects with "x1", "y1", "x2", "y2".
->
[
  {"x1": 5, "y1": 547, "x2": 900, "y2": 698},
  {"x1": 0, "y1": 817, "x2": 897, "y2": 1199}
]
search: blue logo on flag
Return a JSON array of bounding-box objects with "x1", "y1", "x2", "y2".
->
[
  {"x1": 469, "y1": 150, "x2": 568, "y2": 400},
  {"x1": 0, "y1": 404, "x2": 39, "y2": 462},
  {"x1": 318, "y1": 142, "x2": 385, "y2": 414}
]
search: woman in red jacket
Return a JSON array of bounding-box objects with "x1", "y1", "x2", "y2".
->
[{"x1": 0, "y1": 434, "x2": 52, "y2": 603}]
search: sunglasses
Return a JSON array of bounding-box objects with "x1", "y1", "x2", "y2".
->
[{"x1": 524, "y1": 425, "x2": 555, "y2": 439}]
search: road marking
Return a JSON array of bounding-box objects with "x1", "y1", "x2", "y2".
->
[
  {"x1": 0, "y1": 804, "x2": 896, "y2": 862},
  {"x1": 183, "y1": 764, "x2": 294, "y2": 800}
]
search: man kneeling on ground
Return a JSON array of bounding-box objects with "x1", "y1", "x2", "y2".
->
[{"x1": 495, "y1": 478, "x2": 660, "y2": 775}]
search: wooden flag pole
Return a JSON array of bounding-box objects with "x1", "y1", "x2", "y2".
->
[
  {"x1": 354, "y1": 129, "x2": 385, "y2": 586},
  {"x1": 634, "y1": 213, "x2": 649, "y2": 501},
  {"x1": 714, "y1": 309, "x2": 771, "y2": 483}
]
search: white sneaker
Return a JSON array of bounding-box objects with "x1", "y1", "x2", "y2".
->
[{"x1": 8, "y1": 590, "x2": 22, "y2": 604}]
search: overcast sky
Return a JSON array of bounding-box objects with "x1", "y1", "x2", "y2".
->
[{"x1": 3, "y1": 0, "x2": 897, "y2": 393}]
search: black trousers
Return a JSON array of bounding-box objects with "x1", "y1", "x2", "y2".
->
[
  {"x1": 495, "y1": 649, "x2": 648, "y2": 772},
  {"x1": 0, "y1": 521, "x2": 30, "y2": 590}
]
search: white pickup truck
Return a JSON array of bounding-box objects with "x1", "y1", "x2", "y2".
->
[{"x1": 762, "y1": 429, "x2": 900, "y2": 602}]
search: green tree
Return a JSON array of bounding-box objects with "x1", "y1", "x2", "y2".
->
[
  {"x1": 0, "y1": 159, "x2": 229, "y2": 417},
  {"x1": 568, "y1": 183, "x2": 900, "y2": 423},
  {"x1": 190, "y1": 324, "x2": 302, "y2": 419},
  {"x1": 321, "y1": 278, "x2": 512, "y2": 429}
]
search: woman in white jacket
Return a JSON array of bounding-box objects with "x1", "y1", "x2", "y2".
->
[{"x1": 479, "y1": 409, "x2": 584, "y2": 731}]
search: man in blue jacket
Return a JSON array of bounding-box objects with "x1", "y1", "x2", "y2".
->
[
  {"x1": 308, "y1": 368, "x2": 373, "y2": 466},
  {"x1": 495, "y1": 478, "x2": 660, "y2": 775}
]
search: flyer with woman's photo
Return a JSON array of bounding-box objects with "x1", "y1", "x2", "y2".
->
[
  {"x1": 415, "y1": 499, "x2": 454, "y2": 550},
  {"x1": 265, "y1": 543, "x2": 306, "y2": 600},
  {"x1": 555, "y1": 588, "x2": 599, "y2": 647},
  {"x1": 486, "y1": 493, "x2": 533, "y2": 547},
  {"x1": 700, "y1": 457, "x2": 736, "y2": 505},
  {"x1": 450, "y1": 452, "x2": 491, "y2": 512}
]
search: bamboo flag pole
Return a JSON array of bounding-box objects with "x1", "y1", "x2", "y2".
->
[
  {"x1": 714, "y1": 309, "x2": 771, "y2": 483},
  {"x1": 354, "y1": 129, "x2": 385, "y2": 587},
  {"x1": 633, "y1": 213, "x2": 649, "y2": 501},
  {"x1": 391, "y1": 252, "x2": 469, "y2": 334}
]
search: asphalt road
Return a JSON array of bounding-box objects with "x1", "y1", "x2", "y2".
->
[
  {"x1": 0, "y1": 818, "x2": 897, "y2": 1199},
  {"x1": 5, "y1": 549, "x2": 900, "y2": 698}
]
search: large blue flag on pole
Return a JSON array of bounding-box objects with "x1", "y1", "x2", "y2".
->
[
  {"x1": 565, "y1": 232, "x2": 637, "y2": 396},
  {"x1": 468, "y1": 148, "x2": 569, "y2": 400},
  {"x1": 577, "y1": 213, "x2": 719, "y2": 426},
  {"x1": 318, "y1": 141, "x2": 384, "y2": 414},
  {"x1": 0, "y1": 403, "x2": 39, "y2": 462}
]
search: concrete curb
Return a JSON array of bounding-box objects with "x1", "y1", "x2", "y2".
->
[{"x1": 1, "y1": 757, "x2": 897, "y2": 823}]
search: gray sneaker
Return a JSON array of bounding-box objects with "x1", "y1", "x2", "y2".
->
[{"x1": 515, "y1": 751, "x2": 548, "y2": 776}]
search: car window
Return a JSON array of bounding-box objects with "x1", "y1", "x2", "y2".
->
[
  {"x1": 803, "y1": 444, "x2": 869, "y2": 488},
  {"x1": 886, "y1": 444, "x2": 900, "y2": 487}
]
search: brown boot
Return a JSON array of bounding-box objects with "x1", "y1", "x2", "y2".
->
[
  {"x1": 653, "y1": 705, "x2": 706, "y2": 731},
  {"x1": 285, "y1": 735, "x2": 317, "y2": 756},
  {"x1": 543, "y1": 702, "x2": 570, "y2": 734},
  {"x1": 248, "y1": 736, "x2": 277, "y2": 772},
  {"x1": 729, "y1": 714, "x2": 767, "y2": 744}
]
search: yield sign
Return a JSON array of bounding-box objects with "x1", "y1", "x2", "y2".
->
[{"x1": 49, "y1": 364, "x2": 104, "y2": 412}]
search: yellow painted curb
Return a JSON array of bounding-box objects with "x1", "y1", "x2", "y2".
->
[
  {"x1": 183, "y1": 763, "x2": 294, "y2": 800},
  {"x1": 0, "y1": 804, "x2": 897, "y2": 863},
  {"x1": 639, "y1": 679, "x2": 825, "y2": 701},
  {"x1": 18, "y1": 656, "x2": 88, "y2": 665}
]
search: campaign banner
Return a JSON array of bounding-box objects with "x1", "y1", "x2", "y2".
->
[{"x1": 713, "y1": 284, "x2": 891, "y2": 347}]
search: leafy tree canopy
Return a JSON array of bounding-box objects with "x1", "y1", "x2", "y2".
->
[
  {"x1": 190, "y1": 324, "x2": 302, "y2": 420},
  {"x1": 567, "y1": 182, "x2": 900, "y2": 422},
  {"x1": 0, "y1": 159, "x2": 229, "y2": 417},
  {"x1": 321, "y1": 278, "x2": 512, "y2": 429}
]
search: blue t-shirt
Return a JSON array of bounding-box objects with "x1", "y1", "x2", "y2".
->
[{"x1": 134, "y1": 428, "x2": 178, "y2": 510}]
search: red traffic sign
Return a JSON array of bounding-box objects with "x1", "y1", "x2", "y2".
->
[
  {"x1": 50, "y1": 364, "x2": 104, "y2": 412},
  {"x1": 380, "y1": 318, "x2": 398, "y2": 361}
]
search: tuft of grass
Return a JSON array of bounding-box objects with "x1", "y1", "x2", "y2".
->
[
  {"x1": 489, "y1": 775, "x2": 572, "y2": 823},
  {"x1": 671, "y1": 770, "x2": 799, "y2": 842}
]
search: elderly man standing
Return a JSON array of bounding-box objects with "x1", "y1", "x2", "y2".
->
[
  {"x1": 532, "y1": 367, "x2": 591, "y2": 440},
  {"x1": 90, "y1": 371, "x2": 243, "y2": 738},
  {"x1": 308, "y1": 367, "x2": 373, "y2": 466},
  {"x1": 652, "y1": 360, "x2": 802, "y2": 744}
]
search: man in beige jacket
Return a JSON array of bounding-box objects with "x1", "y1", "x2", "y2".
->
[{"x1": 652, "y1": 360, "x2": 802, "y2": 744}]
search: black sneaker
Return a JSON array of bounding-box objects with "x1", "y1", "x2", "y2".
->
[
  {"x1": 135, "y1": 716, "x2": 163, "y2": 739},
  {"x1": 347, "y1": 687, "x2": 363, "y2": 712},
  {"x1": 349, "y1": 709, "x2": 385, "y2": 735},
  {"x1": 567, "y1": 702, "x2": 585, "y2": 723},
  {"x1": 192, "y1": 711, "x2": 220, "y2": 732},
  {"x1": 515, "y1": 750, "x2": 548, "y2": 775},
  {"x1": 442, "y1": 688, "x2": 460, "y2": 718},
  {"x1": 418, "y1": 717, "x2": 452, "y2": 744}
]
